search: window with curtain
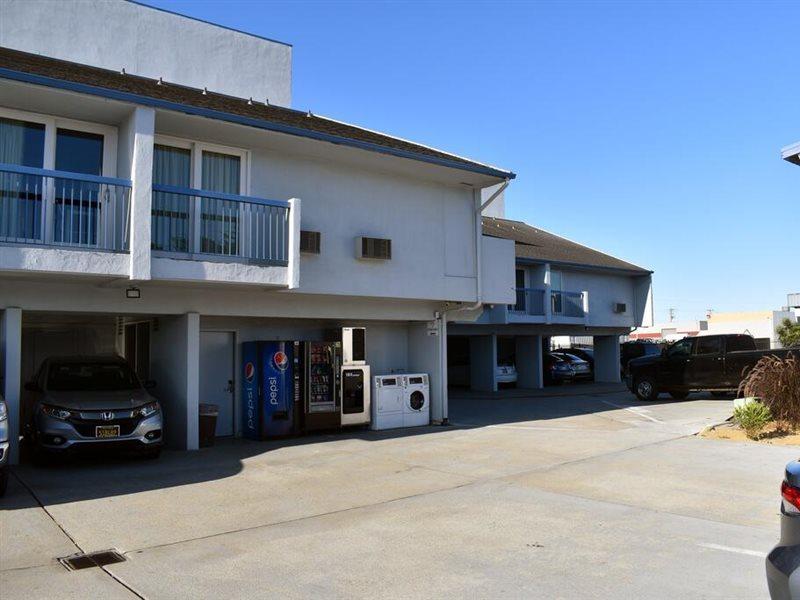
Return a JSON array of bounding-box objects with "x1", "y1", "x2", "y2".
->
[
  {"x1": 200, "y1": 150, "x2": 240, "y2": 255},
  {"x1": 152, "y1": 144, "x2": 191, "y2": 252},
  {"x1": 0, "y1": 117, "x2": 45, "y2": 241},
  {"x1": 53, "y1": 128, "x2": 104, "y2": 246}
]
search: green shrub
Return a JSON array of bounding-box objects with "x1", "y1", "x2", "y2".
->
[{"x1": 733, "y1": 401, "x2": 772, "y2": 439}]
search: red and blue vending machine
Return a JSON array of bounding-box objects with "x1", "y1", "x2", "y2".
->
[{"x1": 241, "y1": 341, "x2": 295, "y2": 439}]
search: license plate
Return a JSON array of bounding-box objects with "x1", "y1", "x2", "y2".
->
[{"x1": 95, "y1": 425, "x2": 120, "y2": 438}]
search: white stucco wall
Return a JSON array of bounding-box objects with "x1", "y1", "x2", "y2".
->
[
  {"x1": 521, "y1": 264, "x2": 648, "y2": 328},
  {"x1": 0, "y1": 0, "x2": 292, "y2": 106},
  {"x1": 481, "y1": 236, "x2": 515, "y2": 305},
  {"x1": 249, "y1": 147, "x2": 480, "y2": 302}
]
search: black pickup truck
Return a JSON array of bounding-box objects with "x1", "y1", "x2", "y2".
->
[{"x1": 626, "y1": 333, "x2": 796, "y2": 401}]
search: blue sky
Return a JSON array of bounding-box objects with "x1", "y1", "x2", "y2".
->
[{"x1": 147, "y1": 0, "x2": 799, "y2": 322}]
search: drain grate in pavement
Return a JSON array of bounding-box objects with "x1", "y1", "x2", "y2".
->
[{"x1": 59, "y1": 549, "x2": 126, "y2": 571}]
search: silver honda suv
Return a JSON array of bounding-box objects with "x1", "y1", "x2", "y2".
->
[
  {"x1": 24, "y1": 356, "x2": 163, "y2": 459},
  {"x1": 767, "y1": 460, "x2": 800, "y2": 598}
]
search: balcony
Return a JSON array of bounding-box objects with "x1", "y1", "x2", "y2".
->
[
  {"x1": 509, "y1": 288, "x2": 586, "y2": 322},
  {"x1": 511, "y1": 288, "x2": 546, "y2": 316},
  {"x1": 0, "y1": 164, "x2": 131, "y2": 251},
  {"x1": 551, "y1": 290, "x2": 585, "y2": 318},
  {"x1": 151, "y1": 185, "x2": 290, "y2": 266}
]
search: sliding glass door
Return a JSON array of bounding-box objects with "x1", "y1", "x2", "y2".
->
[
  {"x1": 152, "y1": 144, "x2": 191, "y2": 252},
  {"x1": 53, "y1": 128, "x2": 104, "y2": 246},
  {"x1": 200, "y1": 151, "x2": 241, "y2": 255}
]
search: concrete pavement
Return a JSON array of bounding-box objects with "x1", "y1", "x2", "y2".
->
[{"x1": 1, "y1": 385, "x2": 792, "y2": 598}]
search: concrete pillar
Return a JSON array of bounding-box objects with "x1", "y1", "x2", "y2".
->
[
  {"x1": 287, "y1": 198, "x2": 302, "y2": 289},
  {"x1": 594, "y1": 335, "x2": 621, "y2": 383},
  {"x1": 1, "y1": 307, "x2": 22, "y2": 464},
  {"x1": 150, "y1": 312, "x2": 200, "y2": 449},
  {"x1": 469, "y1": 334, "x2": 497, "y2": 392},
  {"x1": 516, "y1": 335, "x2": 543, "y2": 389},
  {"x1": 408, "y1": 320, "x2": 444, "y2": 422},
  {"x1": 123, "y1": 106, "x2": 155, "y2": 281}
]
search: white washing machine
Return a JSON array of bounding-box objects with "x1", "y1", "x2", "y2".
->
[
  {"x1": 402, "y1": 373, "x2": 430, "y2": 427},
  {"x1": 371, "y1": 374, "x2": 404, "y2": 430}
]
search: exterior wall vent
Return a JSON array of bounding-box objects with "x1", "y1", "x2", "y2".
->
[
  {"x1": 300, "y1": 230, "x2": 321, "y2": 254},
  {"x1": 356, "y1": 236, "x2": 391, "y2": 260},
  {"x1": 613, "y1": 302, "x2": 627, "y2": 314}
]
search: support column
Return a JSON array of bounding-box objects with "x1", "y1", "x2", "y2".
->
[
  {"x1": 594, "y1": 335, "x2": 622, "y2": 383},
  {"x1": 122, "y1": 106, "x2": 155, "y2": 281},
  {"x1": 469, "y1": 334, "x2": 497, "y2": 392},
  {"x1": 516, "y1": 335, "x2": 543, "y2": 389},
  {"x1": 408, "y1": 320, "x2": 444, "y2": 423},
  {"x1": 150, "y1": 312, "x2": 200, "y2": 449},
  {"x1": 1, "y1": 308, "x2": 22, "y2": 465}
]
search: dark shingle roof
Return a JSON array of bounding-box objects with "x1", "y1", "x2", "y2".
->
[
  {"x1": 483, "y1": 217, "x2": 651, "y2": 274},
  {"x1": 0, "y1": 46, "x2": 513, "y2": 179}
]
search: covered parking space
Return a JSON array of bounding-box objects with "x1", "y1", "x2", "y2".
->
[
  {"x1": 1, "y1": 308, "x2": 200, "y2": 464},
  {"x1": 1, "y1": 306, "x2": 445, "y2": 465},
  {"x1": 446, "y1": 323, "x2": 624, "y2": 393}
]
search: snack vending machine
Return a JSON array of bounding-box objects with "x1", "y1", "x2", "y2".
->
[{"x1": 294, "y1": 341, "x2": 342, "y2": 432}]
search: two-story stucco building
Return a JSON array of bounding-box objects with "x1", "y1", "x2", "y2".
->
[
  {"x1": 0, "y1": 0, "x2": 516, "y2": 463},
  {"x1": 449, "y1": 216, "x2": 653, "y2": 391}
]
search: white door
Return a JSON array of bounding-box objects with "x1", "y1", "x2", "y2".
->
[{"x1": 200, "y1": 331, "x2": 235, "y2": 437}]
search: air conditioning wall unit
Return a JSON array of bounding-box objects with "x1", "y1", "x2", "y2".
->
[
  {"x1": 356, "y1": 236, "x2": 391, "y2": 260},
  {"x1": 613, "y1": 302, "x2": 627, "y2": 314},
  {"x1": 300, "y1": 230, "x2": 321, "y2": 254}
]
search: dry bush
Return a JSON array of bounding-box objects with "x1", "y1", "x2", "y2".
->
[{"x1": 739, "y1": 352, "x2": 800, "y2": 426}]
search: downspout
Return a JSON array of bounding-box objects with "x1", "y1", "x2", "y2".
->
[{"x1": 437, "y1": 178, "x2": 510, "y2": 425}]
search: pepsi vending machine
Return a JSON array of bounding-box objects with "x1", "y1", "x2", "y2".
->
[{"x1": 241, "y1": 341, "x2": 295, "y2": 439}]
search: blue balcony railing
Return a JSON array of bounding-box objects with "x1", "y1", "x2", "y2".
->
[
  {"x1": 0, "y1": 164, "x2": 131, "y2": 251},
  {"x1": 552, "y1": 290, "x2": 585, "y2": 318},
  {"x1": 511, "y1": 288, "x2": 546, "y2": 315},
  {"x1": 151, "y1": 184, "x2": 290, "y2": 266}
]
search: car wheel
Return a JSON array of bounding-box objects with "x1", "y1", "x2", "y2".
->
[
  {"x1": 634, "y1": 377, "x2": 658, "y2": 401},
  {"x1": 669, "y1": 391, "x2": 689, "y2": 400}
]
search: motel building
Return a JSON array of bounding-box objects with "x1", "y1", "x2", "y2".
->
[
  {"x1": 0, "y1": 1, "x2": 654, "y2": 465},
  {"x1": 0, "y1": 0, "x2": 517, "y2": 463}
]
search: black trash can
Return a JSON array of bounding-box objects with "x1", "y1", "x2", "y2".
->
[{"x1": 199, "y1": 403, "x2": 219, "y2": 448}]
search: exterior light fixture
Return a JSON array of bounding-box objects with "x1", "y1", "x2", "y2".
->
[{"x1": 126, "y1": 287, "x2": 141, "y2": 299}]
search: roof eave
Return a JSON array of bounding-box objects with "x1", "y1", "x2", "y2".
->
[
  {"x1": 514, "y1": 256, "x2": 653, "y2": 276},
  {"x1": 782, "y1": 142, "x2": 800, "y2": 166},
  {"x1": 0, "y1": 67, "x2": 515, "y2": 181}
]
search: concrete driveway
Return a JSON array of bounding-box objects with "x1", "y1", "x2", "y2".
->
[{"x1": 1, "y1": 384, "x2": 793, "y2": 599}]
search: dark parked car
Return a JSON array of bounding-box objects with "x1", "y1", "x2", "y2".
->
[
  {"x1": 566, "y1": 347, "x2": 594, "y2": 367},
  {"x1": 626, "y1": 334, "x2": 795, "y2": 401},
  {"x1": 767, "y1": 460, "x2": 800, "y2": 599},
  {"x1": 23, "y1": 356, "x2": 163, "y2": 459},
  {"x1": 544, "y1": 353, "x2": 575, "y2": 385},
  {"x1": 551, "y1": 352, "x2": 593, "y2": 380}
]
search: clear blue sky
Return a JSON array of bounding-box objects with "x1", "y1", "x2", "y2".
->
[{"x1": 147, "y1": 0, "x2": 799, "y2": 322}]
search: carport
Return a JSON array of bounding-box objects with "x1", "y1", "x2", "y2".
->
[
  {"x1": 446, "y1": 325, "x2": 623, "y2": 393},
  {"x1": 0, "y1": 308, "x2": 200, "y2": 464}
]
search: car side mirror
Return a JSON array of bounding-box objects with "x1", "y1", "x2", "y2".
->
[
  {"x1": 24, "y1": 381, "x2": 41, "y2": 392},
  {"x1": 143, "y1": 380, "x2": 157, "y2": 390}
]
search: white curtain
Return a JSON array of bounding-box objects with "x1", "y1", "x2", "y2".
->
[
  {"x1": 0, "y1": 117, "x2": 44, "y2": 240},
  {"x1": 201, "y1": 151, "x2": 240, "y2": 254},
  {"x1": 152, "y1": 145, "x2": 191, "y2": 251}
]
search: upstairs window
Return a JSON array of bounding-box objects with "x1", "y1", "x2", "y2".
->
[{"x1": 0, "y1": 117, "x2": 45, "y2": 167}]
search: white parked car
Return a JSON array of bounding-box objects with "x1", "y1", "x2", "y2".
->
[{"x1": 496, "y1": 363, "x2": 518, "y2": 385}]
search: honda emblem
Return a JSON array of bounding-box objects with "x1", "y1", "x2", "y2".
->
[{"x1": 101, "y1": 411, "x2": 114, "y2": 421}]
